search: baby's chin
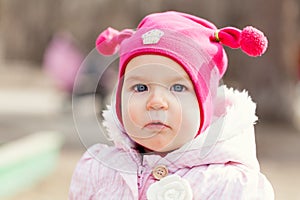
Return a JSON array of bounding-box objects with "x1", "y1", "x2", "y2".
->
[{"x1": 137, "y1": 142, "x2": 181, "y2": 154}]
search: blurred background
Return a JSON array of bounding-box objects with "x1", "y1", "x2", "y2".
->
[{"x1": 0, "y1": 0, "x2": 300, "y2": 199}]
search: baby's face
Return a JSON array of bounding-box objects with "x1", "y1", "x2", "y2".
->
[{"x1": 121, "y1": 55, "x2": 200, "y2": 152}]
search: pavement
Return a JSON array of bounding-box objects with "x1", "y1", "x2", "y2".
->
[{"x1": 1, "y1": 62, "x2": 300, "y2": 200}]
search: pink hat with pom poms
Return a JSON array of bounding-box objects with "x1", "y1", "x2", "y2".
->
[{"x1": 95, "y1": 11, "x2": 268, "y2": 136}]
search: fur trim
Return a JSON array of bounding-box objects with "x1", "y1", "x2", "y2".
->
[
  {"x1": 176, "y1": 85, "x2": 258, "y2": 153},
  {"x1": 102, "y1": 105, "x2": 135, "y2": 150},
  {"x1": 213, "y1": 85, "x2": 257, "y2": 141}
]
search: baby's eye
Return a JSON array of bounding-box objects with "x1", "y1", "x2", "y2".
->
[
  {"x1": 170, "y1": 84, "x2": 187, "y2": 92},
  {"x1": 133, "y1": 84, "x2": 148, "y2": 92}
]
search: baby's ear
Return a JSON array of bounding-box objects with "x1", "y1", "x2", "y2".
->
[{"x1": 96, "y1": 27, "x2": 135, "y2": 55}]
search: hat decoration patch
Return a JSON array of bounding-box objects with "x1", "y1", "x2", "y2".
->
[{"x1": 142, "y1": 29, "x2": 164, "y2": 45}]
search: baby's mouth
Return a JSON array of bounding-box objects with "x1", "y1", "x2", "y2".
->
[{"x1": 143, "y1": 121, "x2": 171, "y2": 131}]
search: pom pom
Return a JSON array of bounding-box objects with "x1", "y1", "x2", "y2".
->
[
  {"x1": 240, "y1": 26, "x2": 268, "y2": 57},
  {"x1": 96, "y1": 27, "x2": 134, "y2": 55},
  {"x1": 96, "y1": 27, "x2": 120, "y2": 55}
]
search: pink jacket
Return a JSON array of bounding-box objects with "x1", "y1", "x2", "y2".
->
[{"x1": 69, "y1": 86, "x2": 274, "y2": 199}]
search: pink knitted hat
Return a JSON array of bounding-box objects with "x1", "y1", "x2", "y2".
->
[{"x1": 96, "y1": 11, "x2": 268, "y2": 136}]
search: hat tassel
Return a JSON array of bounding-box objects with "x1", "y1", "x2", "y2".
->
[{"x1": 213, "y1": 26, "x2": 268, "y2": 57}]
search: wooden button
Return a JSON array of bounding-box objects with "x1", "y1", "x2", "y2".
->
[{"x1": 152, "y1": 165, "x2": 168, "y2": 180}]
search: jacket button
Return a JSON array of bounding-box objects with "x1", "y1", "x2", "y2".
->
[{"x1": 152, "y1": 165, "x2": 168, "y2": 180}]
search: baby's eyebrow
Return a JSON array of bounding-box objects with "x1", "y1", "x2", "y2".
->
[
  {"x1": 124, "y1": 74, "x2": 191, "y2": 83},
  {"x1": 124, "y1": 75, "x2": 149, "y2": 82},
  {"x1": 169, "y1": 74, "x2": 190, "y2": 82}
]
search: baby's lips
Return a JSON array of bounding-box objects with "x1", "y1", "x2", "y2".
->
[{"x1": 144, "y1": 121, "x2": 171, "y2": 130}]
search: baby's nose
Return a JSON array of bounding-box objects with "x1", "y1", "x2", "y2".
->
[{"x1": 146, "y1": 88, "x2": 169, "y2": 110}]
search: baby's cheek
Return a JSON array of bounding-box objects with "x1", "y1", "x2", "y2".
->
[
  {"x1": 126, "y1": 102, "x2": 143, "y2": 126},
  {"x1": 181, "y1": 98, "x2": 200, "y2": 132},
  {"x1": 128, "y1": 108, "x2": 138, "y2": 124}
]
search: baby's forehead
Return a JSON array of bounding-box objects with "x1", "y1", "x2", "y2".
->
[
  {"x1": 124, "y1": 55, "x2": 189, "y2": 76},
  {"x1": 123, "y1": 63, "x2": 191, "y2": 83},
  {"x1": 123, "y1": 55, "x2": 195, "y2": 85}
]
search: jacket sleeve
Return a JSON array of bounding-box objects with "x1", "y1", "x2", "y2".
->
[
  {"x1": 68, "y1": 145, "x2": 101, "y2": 200},
  {"x1": 207, "y1": 164, "x2": 275, "y2": 200}
]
